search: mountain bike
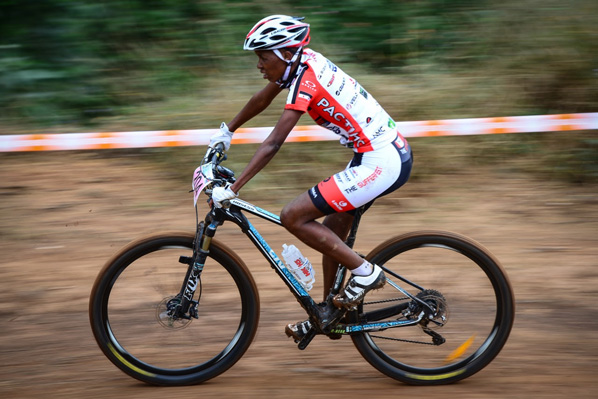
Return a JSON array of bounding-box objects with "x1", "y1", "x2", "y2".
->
[{"x1": 89, "y1": 144, "x2": 515, "y2": 386}]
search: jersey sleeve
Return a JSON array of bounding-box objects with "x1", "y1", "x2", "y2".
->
[{"x1": 285, "y1": 67, "x2": 317, "y2": 113}]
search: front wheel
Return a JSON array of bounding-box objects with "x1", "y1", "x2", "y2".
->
[
  {"x1": 89, "y1": 232, "x2": 260, "y2": 386},
  {"x1": 351, "y1": 231, "x2": 515, "y2": 385}
]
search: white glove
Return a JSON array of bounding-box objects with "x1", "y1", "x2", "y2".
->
[
  {"x1": 209, "y1": 122, "x2": 234, "y2": 151},
  {"x1": 211, "y1": 184, "x2": 238, "y2": 208}
]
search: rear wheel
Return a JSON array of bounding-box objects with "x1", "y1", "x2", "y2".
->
[
  {"x1": 89, "y1": 232, "x2": 260, "y2": 385},
  {"x1": 351, "y1": 231, "x2": 514, "y2": 385}
]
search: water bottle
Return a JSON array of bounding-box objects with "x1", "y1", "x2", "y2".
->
[{"x1": 281, "y1": 244, "x2": 315, "y2": 291}]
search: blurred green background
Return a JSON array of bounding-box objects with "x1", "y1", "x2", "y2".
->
[
  {"x1": 0, "y1": 0, "x2": 597, "y2": 183},
  {"x1": 1, "y1": 0, "x2": 596, "y2": 129}
]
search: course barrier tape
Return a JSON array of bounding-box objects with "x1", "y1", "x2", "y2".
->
[{"x1": 1, "y1": 113, "x2": 596, "y2": 152}]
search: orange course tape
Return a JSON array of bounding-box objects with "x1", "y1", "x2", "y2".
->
[{"x1": 0, "y1": 113, "x2": 596, "y2": 152}]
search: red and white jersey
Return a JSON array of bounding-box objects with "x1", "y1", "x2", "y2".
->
[{"x1": 285, "y1": 48, "x2": 403, "y2": 153}]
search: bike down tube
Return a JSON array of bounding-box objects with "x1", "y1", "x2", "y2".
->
[{"x1": 218, "y1": 200, "x2": 320, "y2": 314}]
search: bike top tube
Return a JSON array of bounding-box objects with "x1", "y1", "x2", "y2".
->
[{"x1": 229, "y1": 198, "x2": 282, "y2": 226}]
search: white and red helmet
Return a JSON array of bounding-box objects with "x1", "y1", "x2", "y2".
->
[{"x1": 243, "y1": 15, "x2": 310, "y2": 51}]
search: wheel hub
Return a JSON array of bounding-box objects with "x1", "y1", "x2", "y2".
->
[{"x1": 156, "y1": 295, "x2": 193, "y2": 329}]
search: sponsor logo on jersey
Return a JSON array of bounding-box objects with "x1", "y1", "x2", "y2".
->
[
  {"x1": 303, "y1": 80, "x2": 317, "y2": 89},
  {"x1": 372, "y1": 125, "x2": 386, "y2": 138},
  {"x1": 315, "y1": 97, "x2": 367, "y2": 148},
  {"x1": 318, "y1": 63, "x2": 327, "y2": 79},
  {"x1": 298, "y1": 91, "x2": 313, "y2": 102},
  {"x1": 336, "y1": 77, "x2": 346, "y2": 96},
  {"x1": 346, "y1": 92, "x2": 358, "y2": 109},
  {"x1": 327, "y1": 74, "x2": 336, "y2": 87},
  {"x1": 327, "y1": 60, "x2": 338, "y2": 72},
  {"x1": 323, "y1": 124, "x2": 342, "y2": 135}
]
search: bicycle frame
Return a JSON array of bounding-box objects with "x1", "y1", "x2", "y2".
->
[{"x1": 174, "y1": 195, "x2": 427, "y2": 350}]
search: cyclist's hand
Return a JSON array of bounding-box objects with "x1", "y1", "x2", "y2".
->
[
  {"x1": 209, "y1": 122, "x2": 234, "y2": 151},
  {"x1": 211, "y1": 184, "x2": 238, "y2": 208}
]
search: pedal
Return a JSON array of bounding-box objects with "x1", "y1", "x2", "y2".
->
[{"x1": 297, "y1": 328, "x2": 316, "y2": 350}]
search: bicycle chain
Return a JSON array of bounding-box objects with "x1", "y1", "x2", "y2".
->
[
  {"x1": 364, "y1": 296, "x2": 408, "y2": 305},
  {"x1": 363, "y1": 297, "x2": 436, "y2": 345},
  {"x1": 368, "y1": 333, "x2": 437, "y2": 345}
]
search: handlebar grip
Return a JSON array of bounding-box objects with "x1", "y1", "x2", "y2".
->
[
  {"x1": 203, "y1": 142, "x2": 226, "y2": 164},
  {"x1": 211, "y1": 143, "x2": 225, "y2": 163},
  {"x1": 212, "y1": 142, "x2": 225, "y2": 153}
]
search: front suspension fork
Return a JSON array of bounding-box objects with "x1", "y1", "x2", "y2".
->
[{"x1": 175, "y1": 216, "x2": 219, "y2": 319}]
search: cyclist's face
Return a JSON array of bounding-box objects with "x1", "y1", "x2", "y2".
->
[{"x1": 255, "y1": 50, "x2": 288, "y2": 83}]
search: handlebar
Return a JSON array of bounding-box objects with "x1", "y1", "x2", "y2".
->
[
  {"x1": 203, "y1": 142, "x2": 226, "y2": 165},
  {"x1": 201, "y1": 143, "x2": 236, "y2": 185},
  {"x1": 193, "y1": 143, "x2": 236, "y2": 207}
]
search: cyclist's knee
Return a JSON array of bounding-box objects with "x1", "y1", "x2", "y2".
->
[
  {"x1": 281, "y1": 193, "x2": 322, "y2": 233},
  {"x1": 280, "y1": 205, "x2": 298, "y2": 232}
]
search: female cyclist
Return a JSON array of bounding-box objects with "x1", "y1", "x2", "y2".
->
[{"x1": 209, "y1": 15, "x2": 413, "y2": 341}]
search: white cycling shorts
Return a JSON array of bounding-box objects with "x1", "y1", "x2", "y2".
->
[{"x1": 308, "y1": 136, "x2": 412, "y2": 215}]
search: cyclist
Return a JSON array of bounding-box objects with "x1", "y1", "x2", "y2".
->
[{"x1": 210, "y1": 15, "x2": 413, "y2": 341}]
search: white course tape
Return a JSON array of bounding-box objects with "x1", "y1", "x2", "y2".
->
[{"x1": 0, "y1": 113, "x2": 596, "y2": 152}]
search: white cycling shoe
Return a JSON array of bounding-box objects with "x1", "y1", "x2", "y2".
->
[{"x1": 333, "y1": 264, "x2": 386, "y2": 309}]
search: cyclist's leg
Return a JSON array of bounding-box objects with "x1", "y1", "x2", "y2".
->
[
  {"x1": 280, "y1": 193, "x2": 365, "y2": 271},
  {"x1": 322, "y1": 212, "x2": 354, "y2": 300}
]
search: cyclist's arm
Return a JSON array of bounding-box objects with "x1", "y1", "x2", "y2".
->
[
  {"x1": 227, "y1": 82, "x2": 283, "y2": 131},
  {"x1": 230, "y1": 109, "x2": 302, "y2": 193}
]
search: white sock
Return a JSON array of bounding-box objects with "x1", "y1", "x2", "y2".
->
[{"x1": 351, "y1": 260, "x2": 373, "y2": 276}]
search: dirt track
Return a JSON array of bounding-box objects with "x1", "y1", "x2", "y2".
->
[{"x1": 1, "y1": 151, "x2": 597, "y2": 398}]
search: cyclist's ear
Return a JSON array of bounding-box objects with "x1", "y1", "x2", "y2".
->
[{"x1": 281, "y1": 48, "x2": 298, "y2": 61}]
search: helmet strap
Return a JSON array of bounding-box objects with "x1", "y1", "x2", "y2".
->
[{"x1": 274, "y1": 47, "x2": 303, "y2": 88}]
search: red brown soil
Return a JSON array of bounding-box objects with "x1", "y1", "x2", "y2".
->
[{"x1": 1, "y1": 151, "x2": 596, "y2": 398}]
